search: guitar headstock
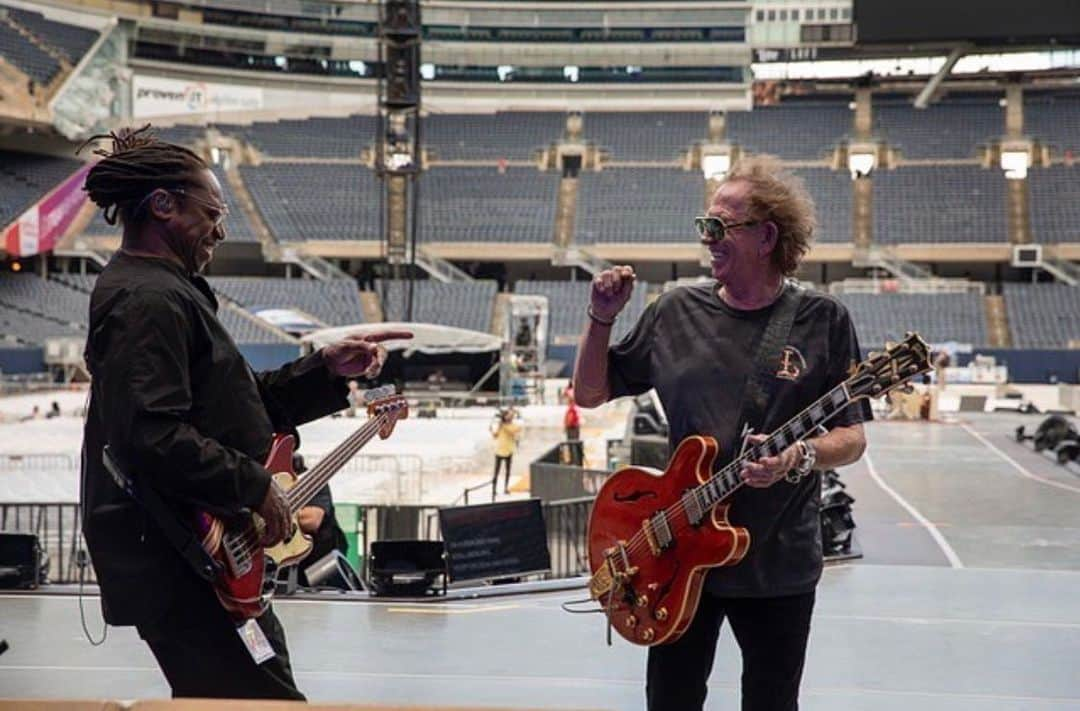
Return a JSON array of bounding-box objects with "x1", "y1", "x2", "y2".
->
[
  {"x1": 846, "y1": 332, "x2": 932, "y2": 401},
  {"x1": 366, "y1": 385, "x2": 408, "y2": 438}
]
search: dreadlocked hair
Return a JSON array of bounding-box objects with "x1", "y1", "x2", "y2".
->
[{"x1": 78, "y1": 124, "x2": 207, "y2": 227}]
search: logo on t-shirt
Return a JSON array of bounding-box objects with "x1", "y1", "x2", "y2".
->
[{"x1": 776, "y1": 345, "x2": 807, "y2": 381}]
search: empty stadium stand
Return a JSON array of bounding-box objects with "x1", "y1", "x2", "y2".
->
[
  {"x1": 208, "y1": 276, "x2": 365, "y2": 325},
  {"x1": 794, "y1": 167, "x2": 852, "y2": 243},
  {"x1": 515, "y1": 279, "x2": 647, "y2": 344},
  {"x1": 0, "y1": 274, "x2": 88, "y2": 347},
  {"x1": 222, "y1": 114, "x2": 376, "y2": 158},
  {"x1": 3, "y1": 5, "x2": 98, "y2": 64},
  {"x1": 575, "y1": 168, "x2": 703, "y2": 243},
  {"x1": 0, "y1": 18, "x2": 61, "y2": 84},
  {"x1": 426, "y1": 112, "x2": 565, "y2": 162},
  {"x1": 378, "y1": 279, "x2": 497, "y2": 333},
  {"x1": 241, "y1": 163, "x2": 381, "y2": 241},
  {"x1": 1024, "y1": 93, "x2": 1080, "y2": 155},
  {"x1": 0, "y1": 150, "x2": 82, "y2": 227},
  {"x1": 836, "y1": 292, "x2": 990, "y2": 348},
  {"x1": 210, "y1": 166, "x2": 259, "y2": 242},
  {"x1": 1028, "y1": 165, "x2": 1080, "y2": 244},
  {"x1": 1002, "y1": 283, "x2": 1080, "y2": 349},
  {"x1": 874, "y1": 97, "x2": 1002, "y2": 160},
  {"x1": 583, "y1": 111, "x2": 705, "y2": 162},
  {"x1": 726, "y1": 102, "x2": 851, "y2": 160},
  {"x1": 872, "y1": 166, "x2": 1008, "y2": 244},
  {"x1": 420, "y1": 167, "x2": 560, "y2": 243}
]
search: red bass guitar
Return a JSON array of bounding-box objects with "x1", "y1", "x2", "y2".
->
[
  {"x1": 587, "y1": 333, "x2": 930, "y2": 646},
  {"x1": 196, "y1": 385, "x2": 407, "y2": 621}
]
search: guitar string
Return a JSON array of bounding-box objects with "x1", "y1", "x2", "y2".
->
[
  {"x1": 229, "y1": 415, "x2": 385, "y2": 561},
  {"x1": 619, "y1": 379, "x2": 879, "y2": 559},
  {"x1": 226, "y1": 404, "x2": 401, "y2": 561},
  {"x1": 615, "y1": 359, "x2": 924, "y2": 563},
  {"x1": 614, "y1": 386, "x2": 855, "y2": 560}
]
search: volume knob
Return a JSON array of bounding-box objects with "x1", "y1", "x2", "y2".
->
[
  {"x1": 655, "y1": 607, "x2": 669, "y2": 621},
  {"x1": 625, "y1": 615, "x2": 638, "y2": 628}
]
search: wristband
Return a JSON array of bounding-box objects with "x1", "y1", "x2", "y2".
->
[{"x1": 587, "y1": 305, "x2": 616, "y2": 327}]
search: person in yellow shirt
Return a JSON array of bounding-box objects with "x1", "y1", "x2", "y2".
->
[{"x1": 490, "y1": 408, "x2": 522, "y2": 498}]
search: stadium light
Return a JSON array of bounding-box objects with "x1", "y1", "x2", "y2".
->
[
  {"x1": 210, "y1": 147, "x2": 221, "y2": 165},
  {"x1": 497, "y1": 65, "x2": 514, "y2": 82},
  {"x1": 420, "y1": 63, "x2": 435, "y2": 80},
  {"x1": 701, "y1": 154, "x2": 731, "y2": 180},
  {"x1": 848, "y1": 152, "x2": 875, "y2": 179},
  {"x1": 274, "y1": 56, "x2": 287, "y2": 69},
  {"x1": 563, "y1": 65, "x2": 580, "y2": 83},
  {"x1": 1001, "y1": 150, "x2": 1029, "y2": 180},
  {"x1": 349, "y1": 60, "x2": 368, "y2": 76}
]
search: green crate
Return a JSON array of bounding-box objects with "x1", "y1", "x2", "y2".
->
[{"x1": 334, "y1": 503, "x2": 363, "y2": 571}]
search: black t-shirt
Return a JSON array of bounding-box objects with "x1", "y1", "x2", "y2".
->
[{"x1": 608, "y1": 281, "x2": 871, "y2": 597}]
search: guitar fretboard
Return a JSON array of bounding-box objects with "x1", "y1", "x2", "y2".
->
[
  {"x1": 285, "y1": 412, "x2": 389, "y2": 514},
  {"x1": 694, "y1": 383, "x2": 853, "y2": 512}
]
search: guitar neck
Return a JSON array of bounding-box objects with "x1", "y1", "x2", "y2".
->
[
  {"x1": 696, "y1": 382, "x2": 856, "y2": 509},
  {"x1": 286, "y1": 414, "x2": 387, "y2": 514}
]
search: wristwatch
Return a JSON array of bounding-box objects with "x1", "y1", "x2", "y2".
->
[{"x1": 786, "y1": 440, "x2": 817, "y2": 483}]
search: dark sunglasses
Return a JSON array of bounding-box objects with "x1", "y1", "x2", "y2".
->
[{"x1": 694, "y1": 215, "x2": 760, "y2": 243}]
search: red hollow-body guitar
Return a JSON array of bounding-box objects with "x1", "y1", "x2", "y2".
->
[
  {"x1": 195, "y1": 385, "x2": 407, "y2": 621},
  {"x1": 587, "y1": 333, "x2": 931, "y2": 646}
]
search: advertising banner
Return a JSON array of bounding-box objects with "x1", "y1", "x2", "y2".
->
[
  {"x1": 3, "y1": 163, "x2": 92, "y2": 257},
  {"x1": 132, "y1": 74, "x2": 263, "y2": 118}
]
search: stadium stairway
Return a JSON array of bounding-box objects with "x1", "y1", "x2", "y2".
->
[
  {"x1": 554, "y1": 175, "x2": 579, "y2": 247},
  {"x1": 984, "y1": 294, "x2": 1013, "y2": 347},
  {"x1": 359, "y1": 290, "x2": 382, "y2": 323}
]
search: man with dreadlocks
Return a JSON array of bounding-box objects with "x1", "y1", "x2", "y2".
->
[{"x1": 78, "y1": 126, "x2": 411, "y2": 699}]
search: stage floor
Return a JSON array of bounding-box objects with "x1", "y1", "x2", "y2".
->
[{"x1": 1, "y1": 413, "x2": 1079, "y2": 710}]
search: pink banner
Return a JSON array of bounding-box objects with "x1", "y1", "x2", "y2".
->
[{"x1": 3, "y1": 163, "x2": 92, "y2": 257}]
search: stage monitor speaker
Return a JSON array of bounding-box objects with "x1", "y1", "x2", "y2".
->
[
  {"x1": 630, "y1": 435, "x2": 670, "y2": 469},
  {"x1": 304, "y1": 550, "x2": 365, "y2": 591},
  {"x1": 369, "y1": 539, "x2": 446, "y2": 596},
  {"x1": 0, "y1": 532, "x2": 41, "y2": 589},
  {"x1": 381, "y1": 0, "x2": 420, "y2": 37},
  {"x1": 383, "y1": 42, "x2": 420, "y2": 108}
]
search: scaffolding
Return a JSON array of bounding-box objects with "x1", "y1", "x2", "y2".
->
[{"x1": 500, "y1": 295, "x2": 549, "y2": 404}]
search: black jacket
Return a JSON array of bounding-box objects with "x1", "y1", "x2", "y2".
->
[{"x1": 80, "y1": 251, "x2": 348, "y2": 627}]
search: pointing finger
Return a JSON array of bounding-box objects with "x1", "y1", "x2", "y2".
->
[{"x1": 363, "y1": 330, "x2": 414, "y2": 343}]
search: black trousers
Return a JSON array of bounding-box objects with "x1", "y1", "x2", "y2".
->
[
  {"x1": 138, "y1": 574, "x2": 305, "y2": 700},
  {"x1": 646, "y1": 591, "x2": 815, "y2": 711},
  {"x1": 492, "y1": 455, "x2": 512, "y2": 497}
]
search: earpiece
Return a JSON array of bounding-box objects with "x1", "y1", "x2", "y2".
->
[{"x1": 152, "y1": 193, "x2": 172, "y2": 212}]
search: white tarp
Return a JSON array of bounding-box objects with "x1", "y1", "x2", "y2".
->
[{"x1": 302, "y1": 322, "x2": 502, "y2": 355}]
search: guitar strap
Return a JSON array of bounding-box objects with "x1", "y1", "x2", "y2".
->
[
  {"x1": 101, "y1": 445, "x2": 219, "y2": 582},
  {"x1": 735, "y1": 280, "x2": 805, "y2": 440}
]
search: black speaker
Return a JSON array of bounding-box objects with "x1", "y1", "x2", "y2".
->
[
  {"x1": 0, "y1": 532, "x2": 42, "y2": 589},
  {"x1": 369, "y1": 539, "x2": 445, "y2": 596},
  {"x1": 384, "y1": 42, "x2": 420, "y2": 108},
  {"x1": 381, "y1": 0, "x2": 420, "y2": 37}
]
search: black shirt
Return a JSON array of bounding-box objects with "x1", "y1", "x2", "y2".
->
[
  {"x1": 81, "y1": 251, "x2": 349, "y2": 627},
  {"x1": 608, "y1": 281, "x2": 871, "y2": 597}
]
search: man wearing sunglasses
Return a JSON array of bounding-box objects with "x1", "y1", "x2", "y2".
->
[
  {"x1": 573, "y1": 154, "x2": 869, "y2": 711},
  {"x1": 80, "y1": 127, "x2": 413, "y2": 699}
]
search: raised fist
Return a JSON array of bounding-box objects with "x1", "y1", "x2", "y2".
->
[{"x1": 590, "y1": 266, "x2": 636, "y2": 322}]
